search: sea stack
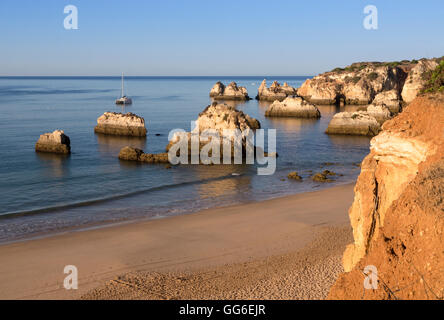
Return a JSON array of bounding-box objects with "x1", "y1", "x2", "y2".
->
[
  {"x1": 256, "y1": 80, "x2": 297, "y2": 101},
  {"x1": 166, "y1": 102, "x2": 260, "y2": 160},
  {"x1": 329, "y1": 93, "x2": 444, "y2": 299},
  {"x1": 265, "y1": 97, "x2": 321, "y2": 118},
  {"x1": 35, "y1": 130, "x2": 71, "y2": 154},
  {"x1": 94, "y1": 112, "x2": 147, "y2": 137},
  {"x1": 209, "y1": 81, "x2": 250, "y2": 100}
]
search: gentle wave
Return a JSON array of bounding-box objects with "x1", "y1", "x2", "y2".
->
[{"x1": 0, "y1": 173, "x2": 241, "y2": 220}]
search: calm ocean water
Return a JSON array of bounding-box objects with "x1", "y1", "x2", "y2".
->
[{"x1": 0, "y1": 76, "x2": 370, "y2": 243}]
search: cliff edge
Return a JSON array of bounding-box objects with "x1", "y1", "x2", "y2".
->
[{"x1": 329, "y1": 93, "x2": 444, "y2": 299}]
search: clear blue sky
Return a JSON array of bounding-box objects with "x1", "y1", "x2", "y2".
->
[{"x1": 1, "y1": 0, "x2": 443, "y2": 76}]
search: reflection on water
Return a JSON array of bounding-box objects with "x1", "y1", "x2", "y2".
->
[
  {"x1": 95, "y1": 133, "x2": 147, "y2": 155},
  {"x1": 35, "y1": 152, "x2": 71, "y2": 178},
  {"x1": 327, "y1": 134, "x2": 372, "y2": 147},
  {"x1": 316, "y1": 104, "x2": 341, "y2": 115},
  {"x1": 185, "y1": 164, "x2": 252, "y2": 198},
  {"x1": 265, "y1": 117, "x2": 319, "y2": 132},
  {"x1": 258, "y1": 100, "x2": 273, "y2": 110}
]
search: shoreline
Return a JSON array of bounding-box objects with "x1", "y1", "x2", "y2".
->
[
  {"x1": 0, "y1": 180, "x2": 357, "y2": 246},
  {"x1": 0, "y1": 183, "x2": 355, "y2": 300}
]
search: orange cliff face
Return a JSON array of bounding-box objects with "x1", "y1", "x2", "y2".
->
[{"x1": 328, "y1": 93, "x2": 444, "y2": 300}]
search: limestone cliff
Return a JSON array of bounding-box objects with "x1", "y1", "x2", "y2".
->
[
  {"x1": 329, "y1": 93, "x2": 444, "y2": 300},
  {"x1": 298, "y1": 59, "x2": 440, "y2": 106}
]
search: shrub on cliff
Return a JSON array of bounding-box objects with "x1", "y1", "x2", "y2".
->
[{"x1": 421, "y1": 60, "x2": 444, "y2": 93}]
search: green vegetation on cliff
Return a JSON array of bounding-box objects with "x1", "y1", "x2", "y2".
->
[{"x1": 422, "y1": 59, "x2": 444, "y2": 93}]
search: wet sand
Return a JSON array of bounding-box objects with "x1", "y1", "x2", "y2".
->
[{"x1": 0, "y1": 183, "x2": 354, "y2": 300}]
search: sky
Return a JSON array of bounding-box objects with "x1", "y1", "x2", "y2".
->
[{"x1": 0, "y1": 0, "x2": 443, "y2": 76}]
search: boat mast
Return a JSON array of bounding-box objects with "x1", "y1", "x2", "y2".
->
[{"x1": 121, "y1": 72, "x2": 124, "y2": 97}]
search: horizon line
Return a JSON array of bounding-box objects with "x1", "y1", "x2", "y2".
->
[{"x1": 0, "y1": 75, "x2": 313, "y2": 78}]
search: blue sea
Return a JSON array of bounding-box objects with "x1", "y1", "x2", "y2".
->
[{"x1": 0, "y1": 76, "x2": 370, "y2": 243}]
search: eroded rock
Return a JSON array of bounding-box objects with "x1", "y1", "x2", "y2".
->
[
  {"x1": 256, "y1": 80, "x2": 297, "y2": 101},
  {"x1": 265, "y1": 97, "x2": 321, "y2": 118},
  {"x1": 329, "y1": 93, "x2": 444, "y2": 300},
  {"x1": 325, "y1": 111, "x2": 381, "y2": 136},
  {"x1": 401, "y1": 59, "x2": 439, "y2": 103},
  {"x1": 35, "y1": 130, "x2": 71, "y2": 154},
  {"x1": 372, "y1": 89, "x2": 402, "y2": 113},
  {"x1": 209, "y1": 81, "x2": 250, "y2": 100},
  {"x1": 118, "y1": 146, "x2": 169, "y2": 163},
  {"x1": 94, "y1": 112, "x2": 147, "y2": 137}
]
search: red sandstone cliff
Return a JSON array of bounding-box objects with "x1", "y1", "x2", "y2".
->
[{"x1": 329, "y1": 93, "x2": 444, "y2": 300}]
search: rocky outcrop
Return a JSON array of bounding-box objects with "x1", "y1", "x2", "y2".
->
[
  {"x1": 297, "y1": 58, "x2": 442, "y2": 106},
  {"x1": 209, "y1": 81, "x2": 250, "y2": 100},
  {"x1": 298, "y1": 62, "x2": 407, "y2": 105},
  {"x1": 94, "y1": 112, "x2": 147, "y2": 137},
  {"x1": 166, "y1": 102, "x2": 260, "y2": 160},
  {"x1": 329, "y1": 94, "x2": 444, "y2": 300},
  {"x1": 325, "y1": 111, "x2": 381, "y2": 136},
  {"x1": 265, "y1": 97, "x2": 321, "y2": 118},
  {"x1": 256, "y1": 80, "x2": 297, "y2": 101},
  {"x1": 372, "y1": 90, "x2": 402, "y2": 113},
  {"x1": 401, "y1": 60, "x2": 439, "y2": 103},
  {"x1": 118, "y1": 146, "x2": 169, "y2": 163},
  {"x1": 366, "y1": 104, "x2": 393, "y2": 124},
  {"x1": 35, "y1": 130, "x2": 71, "y2": 154}
]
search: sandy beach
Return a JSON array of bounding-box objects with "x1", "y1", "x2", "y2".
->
[{"x1": 0, "y1": 183, "x2": 354, "y2": 300}]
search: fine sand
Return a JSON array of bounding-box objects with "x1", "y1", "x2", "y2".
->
[{"x1": 0, "y1": 183, "x2": 355, "y2": 300}]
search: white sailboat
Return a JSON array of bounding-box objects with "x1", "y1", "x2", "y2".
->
[{"x1": 115, "y1": 73, "x2": 132, "y2": 105}]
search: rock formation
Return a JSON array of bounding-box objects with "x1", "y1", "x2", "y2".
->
[
  {"x1": 325, "y1": 111, "x2": 381, "y2": 136},
  {"x1": 298, "y1": 59, "x2": 441, "y2": 106},
  {"x1": 118, "y1": 146, "x2": 169, "y2": 163},
  {"x1": 329, "y1": 93, "x2": 444, "y2": 300},
  {"x1": 265, "y1": 97, "x2": 321, "y2": 118},
  {"x1": 401, "y1": 59, "x2": 439, "y2": 103},
  {"x1": 35, "y1": 130, "x2": 71, "y2": 154},
  {"x1": 209, "y1": 81, "x2": 250, "y2": 100},
  {"x1": 166, "y1": 102, "x2": 261, "y2": 160},
  {"x1": 372, "y1": 90, "x2": 402, "y2": 113},
  {"x1": 256, "y1": 80, "x2": 297, "y2": 101},
  {"x1": 365, "y1": 104, "x2": 393, "y2": 124},
  {"x1": 94, "y1": 112, "x2": 147, "y2": 137}
]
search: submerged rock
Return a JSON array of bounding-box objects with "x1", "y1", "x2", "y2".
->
[
  {"x1": 329, "y1": 93, "x2": 444, "y2": 300},
  {"x1": 209, "y1": 81, "x2": 250, "y2": 100},
  {"x1": 256, "y1": 80, "x2": 297, "y2": 101},
  {"x1": 287, "y1": 171, "x2": 302, "y2": 180},
  {"x1": 312, "y1": 172, "x2": 333, "y2": 182},
  {"x1": 118, "y1": 146, "x2": 169, "y2": 163},
  {"x1": 35, "y1": 130, "x2": 71, "y2": 154},
  {"x1": 265, "y1": 97, "x2": 321, "y2": 118},
  {"x1": 325, "y1": 111, "x2": 381, "y2": 136},
  {"x1": 94, "y1": 112, "x2": 147, "y2": 137}
]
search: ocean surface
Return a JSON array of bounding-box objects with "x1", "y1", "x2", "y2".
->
[{"x1": 0, "y1": 76, "x2": 371, "y2": 243}]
